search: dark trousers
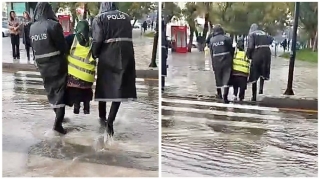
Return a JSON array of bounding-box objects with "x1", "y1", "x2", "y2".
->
[
  {"x1": 74, "y1": 101, "x2": 90, "y2": 112},
  {"x1": 232, "y1": 75, "x2": 247, "y2": 100},
  {"x1": 10, "y1": 34, "x2": 20, "y2": 58},
  {"x1": 98, "y1": 102, "x2": 121, "y2": 125},
  {"x1": 25, "y1": 44, "x2": 31, "y2": 60}
]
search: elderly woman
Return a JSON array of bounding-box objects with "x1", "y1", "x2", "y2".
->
[{"x1": 65, "y1": 20, "x2": 96, "y2": 115}]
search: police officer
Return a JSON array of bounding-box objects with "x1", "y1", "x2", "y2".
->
[
  {"x1": 209, "y1": 25, "x2": 235, "y2": 103},
  {"x1": 92, "y1": 2, "x2": 137, "y2": 138},
  {"x1": 161, "y1": 19, "x2": 168, "y2": 91},
  {"x1": 30, "y1": 2, "x2": 70, "y2": 135},
  {"x1": 246, "y1": 23, "x2": 273, "y2": 101}
]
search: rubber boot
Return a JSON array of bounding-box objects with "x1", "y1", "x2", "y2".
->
[
  {"x1": 223, "y1": 87, "x2": 230, "y2": 104},
  {"x1": 161, "y1": 76, "x2": 165, "y2": 92},
  {"x1": 73, "y1": 102, "x2": 80, "y2": 114},
  {"x1": 83, "y1": 101, "x2": 90, "y2": 114},
  {"x1": 98, "y1": 102, "x2": 107, "y2": 126},
  {"x1": 216, "y1": 88, "x2": 222, "y2": 99},
  {"x1": 259, "y1": 78, "x2": 264, "y2": 94},
  {"x1": 251, "y1": 83, "x2": 257, "y2": 101},
  {"x1": 53, "y1": 107, "x2": 66, "y2": 135},
  {"x1": 106, "y1": 102, "x2": 121, "y2": 136}
]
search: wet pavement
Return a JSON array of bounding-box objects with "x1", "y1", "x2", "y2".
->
[
  {"x1": 161, "y1": 95, "x2": 318, "y2": 177},
  {"x1": 161, "y1": 49, "x2": 318, "y2": 177},
  {"x1": 2, "y1": 29, "x2": 158, "y2": 70},
  {"x1": 2, "y1": 71, "x2": 159, "y2": 177},
  {"x1": 164, "y1": 49, "x2": 318, "y2": 100}
]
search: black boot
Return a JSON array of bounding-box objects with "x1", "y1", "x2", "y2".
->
[
  {"x1": 73, "y1": 102, "x2": 80, "y2": 114},
  {"x1": 83, "y1": 101, "x2": 90, "y2": 114},
  {"x1": 99, "y1": 102, "x2": 107, "y2": 126},
  {"x1": 223, "y1": 87, "x2": 230, "y2": 104},
  {"x1": 106, "y1": 102, "x2": 121, "y2": 136},
  {"x1": 216, "y1": 88, "x2": 222, "y2": 99},
  {"x1": 53, "y1": 107, "x2": 67, "y2": 135},
  {"x1": 259, "y1": 78, "x2": 264, "y2": 94},
  {"x1": 252, "y1": 83, "x2": 257, "y2": 101}
]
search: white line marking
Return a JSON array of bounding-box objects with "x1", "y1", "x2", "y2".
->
[
  {"x1": 161, "y1": 115, "x2": 280, "y2": 129},
  {"x1": 161, "y1": 106, "x2": 281, "y2": 120},
  {"x1": 161, "y1": 97, "x2": 279, "y2": 112}
]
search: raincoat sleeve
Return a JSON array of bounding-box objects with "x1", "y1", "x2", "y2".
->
[
  {"x1": 225, "y1": 36, "x2": 234, "y2": 57},
  {"x1": 246, "y1": 33, "x2": 255, "y2": 59},
  {"x1": 49, "y1": 22, "x2": 68, "y2": 55},
  {"x1": 91, "y1": 17, "x2": 104, "y2": 59}
]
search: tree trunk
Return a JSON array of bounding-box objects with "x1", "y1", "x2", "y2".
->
[
  {"x1": 312, "y1": 31, "x2": 317, "y2": 51},
  {"x1": 188, "y1": 28, "x2": 194, "y2": 52}
]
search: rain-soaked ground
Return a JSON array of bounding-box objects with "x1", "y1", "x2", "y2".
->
[
  {"x1": 161, "y1": 95, "x2": 318, "y2": 177},
  {"x1": 2, "y1": 71, "x2": 159, "y2": 177}
]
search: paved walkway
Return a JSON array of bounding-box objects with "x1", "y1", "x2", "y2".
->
[
  {"x1": 164, "y1": 49, "x2": 318, "y2": 101},
  {"x1": 2, "y1": 30, "x2": 158, "y2": 70}
]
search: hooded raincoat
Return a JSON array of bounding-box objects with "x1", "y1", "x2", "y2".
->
[
  {"x1": 247, "y1": 23, "x2": 273, "y2": 83},
  {"x1": 29, "y1": 2, "x2": 70, "y2": 108},
  {"x1": 92, "y1": 2, "x2": 137, "y2": 102},
  {"x1": 209, "y1": 25, "x2": 234, "y2": 88}
]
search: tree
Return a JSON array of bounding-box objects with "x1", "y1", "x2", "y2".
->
[
  {"x1": 162, "y1": 2, "x2": 182, "y2": 24},
  {"x1": 182, "y1": 2, "x2": 197, "y2": 52},
  {"x1": 117, "y1": 2, "x2": 156, "y2": 27},
  {"x1": 298, "y1": 2, "x2": 318, "y2": 51}
]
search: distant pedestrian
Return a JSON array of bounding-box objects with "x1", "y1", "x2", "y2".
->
[
  {"x1": 22, "y1": 11, "x2": 32, "y2": 61},
  {"x1": 8, "y1": 10, "x2": 20, "y2": 60},
  {"x1": 142, "y1": 21, "x2": 147, "y2": 33},
  {"x1": 281, "y1": 39, "x2": 287, "y2": 52}
]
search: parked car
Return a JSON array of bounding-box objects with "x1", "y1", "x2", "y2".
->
[{"x1": 2, "y1": 21, "x2": 10, "y2": 37}]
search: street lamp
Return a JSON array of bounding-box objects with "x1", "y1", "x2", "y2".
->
[{"x1": 284, "y1": 2, "x2": 300, "y2": 95}]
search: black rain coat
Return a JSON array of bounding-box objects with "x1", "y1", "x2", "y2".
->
[
  {"x1": 29, "y1": 2, "x2": 70, "y2": 108},
  {"x1": 247, "y1": 23, "x2": 273, "y2": 83},
  {"x1": 92, "y1": 2, "x2": 137, "y2": 102},
  {"x1": 161, "y1": 20, "x2": 168, "y2": 77},
  {"x1": 209, "y1": 26, "x2": 234, "y2": 88}
]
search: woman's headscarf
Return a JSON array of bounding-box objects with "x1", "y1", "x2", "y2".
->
[{"x1": 75, "y1": 20, "x2": 90, "y2": 47}]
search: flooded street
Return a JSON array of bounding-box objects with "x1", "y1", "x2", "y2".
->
[
  {"x1": 161, "y1": 95, "x2": 318, "y2": 177},
  {"x1": 2, "y1": 71, "x2": 158, "y2": 177}
]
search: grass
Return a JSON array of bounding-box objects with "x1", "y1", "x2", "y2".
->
[
  {"x1": 144, "y1": 31, "x2": 155, "y2": 38},
  {"x1": 280, "y1": 48, "x2": 318, "y2": 63}
]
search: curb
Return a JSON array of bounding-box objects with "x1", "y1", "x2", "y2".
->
[
  {"x1": 2, "y1": 63, "x2": 159, "y2": 79},
  {"x1": 162, "y1": 94, "x2": 318, "y2": 112}
]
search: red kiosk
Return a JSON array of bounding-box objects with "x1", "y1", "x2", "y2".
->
[
  {"x1": 171, "y1": 25, "x2": 188, "y2": 53},
  {"x1": 58, "y1": 15, "x2": 71, "y2": 36}
]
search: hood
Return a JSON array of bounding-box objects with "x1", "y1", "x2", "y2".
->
[
  {"x1": 99, "y1": 2, "x2": 118, "y2": 13},
  {"x1": 33, "y1": 2, "x2": 58, "y2": 22},
  {"x1": 212, "y1": 24, "x2": 224, "y2": 36},
  {"x1": 249, "y1": 23, "x2": 259, "y2": 34}
]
